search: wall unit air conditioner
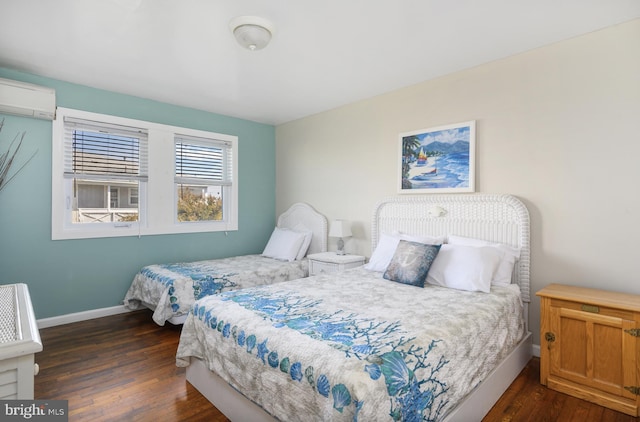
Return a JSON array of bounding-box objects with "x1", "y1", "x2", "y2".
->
[{"x1": 0, "y1": 77, "x2": 56, "y2": 120}]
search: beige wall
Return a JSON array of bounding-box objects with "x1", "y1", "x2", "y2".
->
[{"x1": 276, "y1": 19, "x2": 640, "y2": 347}]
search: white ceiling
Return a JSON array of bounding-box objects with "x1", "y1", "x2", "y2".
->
[{"x1": 1, "y1": 1, "x2": 639, "y2": 125}]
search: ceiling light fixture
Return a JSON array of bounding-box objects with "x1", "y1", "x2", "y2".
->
[{"x1": 229, "y1": 16, "x2": 274, "y2": 51}]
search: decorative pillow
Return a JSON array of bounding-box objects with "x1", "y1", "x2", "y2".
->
[
  {"x1": 262, "y1": 227, "x2": 306, "y2": 262},
  {"x1": 364, "y1": 232, "x2": 445, "y2": 272},
  {"x1": 426, "y1": 244, "x2": 503, "y2": 293},
  {"x1": 383, "y1": 240, "x2": 441, "y2": 287},
  {"x1": 448, "y1": 235, "x2": 521, "y2": 286},
  {"x1": 292, "y1": 223, "x2": 313, "y2": 260}
]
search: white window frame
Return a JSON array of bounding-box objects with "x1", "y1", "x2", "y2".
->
[
  {"x1": 174, "y1": 135, "x2": 233, "y2": 224},
  {"x1": 52, "y1": 107, "x2": 238, "y2": 240}
]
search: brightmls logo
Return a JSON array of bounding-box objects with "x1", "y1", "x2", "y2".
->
[
  {"x1": 5, "y1": 403, "x2": 45, "y2": 418},
  {"x1": 1, "y1": 401, "x2": 67, "y2": 421}
]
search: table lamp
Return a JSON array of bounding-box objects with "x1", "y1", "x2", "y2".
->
[{"x1": 329, "y1": 219, "x2": 352, "y2": 255}]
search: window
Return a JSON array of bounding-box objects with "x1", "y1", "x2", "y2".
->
[
  {"x1": 129, "y1": 188, "x2": 139, "y2": 206},
  {"x1": 60, "y1": 116, "x2": 147, "y2": 226},
  {"x1": 109, "y1": 187, "x2": 119, "y2": 209},
  {"x1": 175, "y1": 136, "x2": 232, "y2": 223},
  {"x1": 52, "y1": 108, "x2": 238, "y2": 239}
]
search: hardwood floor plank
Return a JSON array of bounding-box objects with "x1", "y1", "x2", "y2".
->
[
  {"x1": 33, "y1": 310, "x2": 637, "y2": 421},
  {"x1": 35, "y1": 310, "x2": 229, "y2": 422}
]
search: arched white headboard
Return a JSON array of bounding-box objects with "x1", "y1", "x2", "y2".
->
[{"x1": 278, "y1": 202, "x2": 328, "y2": 255}]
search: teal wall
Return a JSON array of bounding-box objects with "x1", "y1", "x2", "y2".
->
[{"x1": 0, "y1": 68, "x2": 276, "y2": 319}]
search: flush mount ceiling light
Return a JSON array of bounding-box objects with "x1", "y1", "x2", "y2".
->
[{"x1": 229, "y1": 16, "x2": 274, "y2": 51}]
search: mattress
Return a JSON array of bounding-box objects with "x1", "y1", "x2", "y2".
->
[
  {"x1": 124, "y1": 254, "x2": 308, "y2": 325},
  {"x1": 176, "y1": 267, "x2": 525, "y2": 421}
]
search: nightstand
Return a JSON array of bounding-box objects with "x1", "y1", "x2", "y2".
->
[
  {"x1": 307, "y1": 252, "x2": 365, "y2": 276},
  {"x1": 537, "y1": 283, "x2": 640, "y2": 416}
]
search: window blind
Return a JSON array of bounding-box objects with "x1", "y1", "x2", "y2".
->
[
  {"x1": 63, "y1": 117, "x2": 148, "y2": 182},
  {"x1": 175, "y1": 135, "x2": 232, "y2": 185}
]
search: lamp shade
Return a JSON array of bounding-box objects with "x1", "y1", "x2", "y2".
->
[
  {"x1": 329, "y1": 220, "x2": 352, "y2": 238},
  {"x1": 230, "y1": 16, "x2": 274, "y2": 51}
]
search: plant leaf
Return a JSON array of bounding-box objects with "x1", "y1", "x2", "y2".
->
[{"x1": 0, "y1": 122, "x2": 37, "y2": 192}]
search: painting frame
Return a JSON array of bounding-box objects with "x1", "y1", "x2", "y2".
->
[{"x1": 398, "y1": 120, "x2": 476, "y2": 194}]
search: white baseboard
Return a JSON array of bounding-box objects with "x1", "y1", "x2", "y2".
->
[
  {"x1": 532, "y1": 343, "x2": 540, "y2": 357},
  {"x1": 37, "y1": 305, "x2": 133, "y2": 329}
]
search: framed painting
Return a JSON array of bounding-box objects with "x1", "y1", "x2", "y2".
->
[{"x1": 399, "y1": 120, "x2": 476, "y2": 193}]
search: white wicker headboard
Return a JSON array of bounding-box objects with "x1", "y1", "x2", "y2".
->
[
  {"x1": 372, "y1": 194, "x2": 530, "y2": 303},
  {"x1": 278, "y1": 202, "x2": 328, "y2": 255}
]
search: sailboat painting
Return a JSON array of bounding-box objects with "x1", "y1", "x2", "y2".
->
[{"x1": 399, "y1": 120, "x2": 476, "y2": 193}]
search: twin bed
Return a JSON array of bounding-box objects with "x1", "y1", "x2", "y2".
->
[
  {"x1": 175, "y1": 194, "x2": 533, "y2": 421},
  {"x1": 123, "y1": 202, "x2": 328, "y2": 325}
]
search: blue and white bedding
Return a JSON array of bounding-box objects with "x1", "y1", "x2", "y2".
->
[
  {"x1": 124, "y1": 255, "x2": 308, "y2": 325},
  {"x1": 176, "y1": 267, "x2": 526, "y2": 421}
]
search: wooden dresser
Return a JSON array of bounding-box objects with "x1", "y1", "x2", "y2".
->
[
  {"x1": 0, "y1": 283, "x2": 42, "y2": 399},
  {"x1": 537, "y1": 283, "x2": 640, "y2": 416}
]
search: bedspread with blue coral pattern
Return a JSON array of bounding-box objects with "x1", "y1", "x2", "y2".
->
[
  {"x1": 176, "y1": 267, "x2": 525, "y2": 421},
  {"x1": 124, "y1": 255, "x2": 308, "y2": 325}
]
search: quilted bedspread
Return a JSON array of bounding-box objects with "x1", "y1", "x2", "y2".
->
[
  {"x1": 176, "y1": 267, "x2": 525, "y2": 421},
  {"x1": 123, "y1": 255, "x2": 308, "y2": 325}
]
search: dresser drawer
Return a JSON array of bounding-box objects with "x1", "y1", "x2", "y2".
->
[
  {"x1": 307, "y1": 253, "x2": 365, "y2": 276},
  {"x1": 309, "y1": 260, "x2": 339, "y2": 275}
]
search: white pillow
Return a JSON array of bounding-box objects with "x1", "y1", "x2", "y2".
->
[
  {"x1": 364, "y1": 231, "x2": 445, "y2": 272},
  {"x1": 364, "y1": 233, "x2": 401, "y2": 272},
  {"x1": 262, "y1": 227, "x2": 306, "y2": 262},
  {"x1": 448, "y1": 235, "x2": 521, "y2": 286},
  {"x1": 426, "y1": 244, "x2": 503, "y2": 293},
  {"x1": 398, "y1": 231, "x2": 446, "y2": 245},
  {"x1": 291, "y1": 223, "x2": 313, "y2": 260}
]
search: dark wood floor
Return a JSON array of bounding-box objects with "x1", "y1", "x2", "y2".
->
[
  {"x1": 483, "y1": 358, "x2": 638, "y2": 422},
  {"x1": 35, "y1": 310, "x2": 228, "y2": 422},
  {"x1": 34, "y1": 310, "x2": 638, "y2": 421}
]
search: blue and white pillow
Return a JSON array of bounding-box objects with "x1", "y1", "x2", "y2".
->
[{"x1": 383, "y1": 240, "x2": 441, "y2": 287}]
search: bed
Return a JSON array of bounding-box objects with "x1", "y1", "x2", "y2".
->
[
  {"x1": 123, "y1": 202, "x2": 328, "y2": 325},
  {"x1": 176, "y1": 194, "x2": 533, "y2": 421}
]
